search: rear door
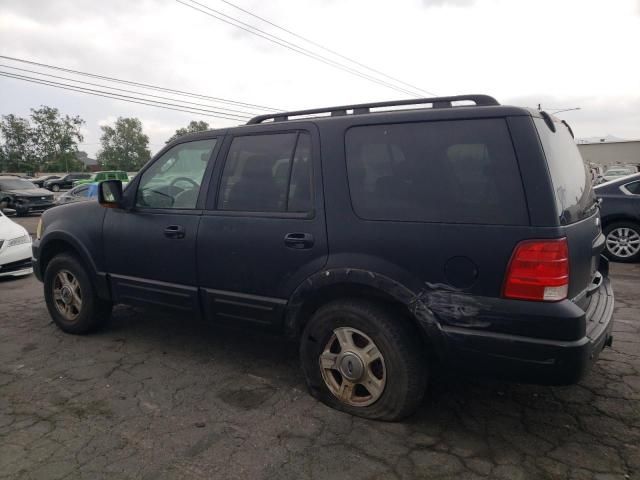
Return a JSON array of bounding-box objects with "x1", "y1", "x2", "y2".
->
[
  {"x1": 197, "y1": 126, "x2": 328, "y2": 328},
  {"x1": 533, "y1": 116, "x2": 602, "y2": 298}
]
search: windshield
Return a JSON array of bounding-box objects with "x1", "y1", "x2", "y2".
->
[{"x1": 0, "y1": 178, "x2": 37, "y2": 190}]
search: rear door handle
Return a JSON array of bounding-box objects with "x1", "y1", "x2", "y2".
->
[
  {"x1": 164, "y1": 225, "x2": 185, "y2": 239},
  {"x1": 284, "y1": 232, "x2": 314, "y2": 249}
]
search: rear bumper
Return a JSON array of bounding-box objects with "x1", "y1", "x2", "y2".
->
[{"x1": 441, "y1": 277, "x2": 614, "y2": 385}]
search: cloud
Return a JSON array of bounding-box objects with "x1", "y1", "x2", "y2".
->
[
  {"x1": 422, "y1": 0, "x2": 476, "y2": 7},
  {"x1": 503, "y1": 94, "x2": 640, "y2": 140}
]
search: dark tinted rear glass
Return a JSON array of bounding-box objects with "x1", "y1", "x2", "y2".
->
[
  {"x1": 345, "y1": 119, "x2": 528, "y2": 225},
  {"x1": 534, "y1": 118, "x2": 595, "y2": 224}
]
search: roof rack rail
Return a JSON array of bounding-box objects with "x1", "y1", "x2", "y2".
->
[{"x1": 246, "y1": 94, "x2": 499, "y2": 125}]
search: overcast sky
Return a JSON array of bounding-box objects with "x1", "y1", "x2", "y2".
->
[{"x1": 1, "y1": 0, "x2": 639, "y2": 158}]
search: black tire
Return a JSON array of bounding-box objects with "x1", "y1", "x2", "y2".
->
[
  {"x1": 51, "y1": 184, "x2": 60, "y2": 192},
  {"x1": 15, "y1": 208, "x2": 28, "y2": 217},
  {"x1": 44, "y1": 253, "x2": 112, "y2": 334},
  {"x1": 300, "y1": 299, "x2": 427, "y2": 421},
  {"x1": 603, "y1": 221, "x2": 640, "y2": 263}
]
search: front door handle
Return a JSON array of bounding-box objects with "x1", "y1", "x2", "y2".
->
[
  {"x1": 164, "y1": 225, "x2": 185, "y2": 239},
  {"x1": 284, "y1": 232, "x2": 314, "y2": 249}
]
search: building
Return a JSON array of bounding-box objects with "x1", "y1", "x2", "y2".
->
[{"x1": 578, "y1": 140, "x2": 640, "y2": 169}]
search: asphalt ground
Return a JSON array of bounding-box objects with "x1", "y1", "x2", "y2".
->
[{"x1": 0, "y1": 212, "x2": 639, "y2": 479}]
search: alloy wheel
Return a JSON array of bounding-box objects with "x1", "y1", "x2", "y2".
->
[
  {"x1": 606, "y1": 227, "x2": 640, "y2": 258},
  {"x1": 319, "y1": 327, "x2": 386, "y2": 407},
  {"x1": 52, "y1": 270, "x2": 83, "y2": 321}
]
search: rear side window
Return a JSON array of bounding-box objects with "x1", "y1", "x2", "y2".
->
[
  {"x1": 345, "y1": 119, "x2": 527, "y2": 224},
  {"x1": 534, "y1": 118, "x2": 595, "y2": 224},
  {"x1": 624, "y1": 181, "x2": 640, "y2": 195},
  {"x1": 218, "y1": 132, "x2": 312, "y2": 213}
]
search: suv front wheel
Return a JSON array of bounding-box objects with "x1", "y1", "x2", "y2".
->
[
  {"x1": 44, "y1": 253, "x2": 112, "y2": 334},
  {"x1": 300, "y1": 299, "x2": 427, "y2": 421}
]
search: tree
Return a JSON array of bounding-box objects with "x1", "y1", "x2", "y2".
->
[
  {"x1": 97, "y1": 117, "x2": 150, "y2": 171},
  {"x1": 30, "y1": 106, "x2": 85, "y2": 172},
  {"x1": 166, "y1": 120, "x2": 210, "y2": 143},
  {"x1": 0, "y1": 114, "x2": 36, "y2": 173}
]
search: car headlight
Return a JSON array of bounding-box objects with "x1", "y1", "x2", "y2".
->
[
  {"x1": 36, "y1": 218, "x2": 43, "y2": 240},
  {"x1": 7, "y1": 234, "x2": 31, "y2": 247}
]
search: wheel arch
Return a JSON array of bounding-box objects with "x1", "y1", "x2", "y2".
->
[
  {"x1": 601, "y1": 214, "x2": 640, "y2": 230},
  {"x1": 39, "y1": 233, "x2": 111, "y2": 301},
  {"x1": 285, "y1": 268, "x2": 444, "y2": 359}
]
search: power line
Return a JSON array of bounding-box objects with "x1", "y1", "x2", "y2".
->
[
  {"x1": 0, "y1": 64, "x2": 260, "y2": 117},
  {"x1": 216, "y1": 0, "x2": 436, "y2": 96},
  {"x1": 177, "y1": 0, "x2": 425, "y2": 98},
  {"x1": 0, "y1": 55, "x2": 280, "y2": 112},
  {"x1": 0, "y1": 71, "x2": 250, "y2": 121}
]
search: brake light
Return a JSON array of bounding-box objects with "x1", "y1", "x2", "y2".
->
[{"x1": 503, "y1": 238, "x2": 569, "y2": 302}]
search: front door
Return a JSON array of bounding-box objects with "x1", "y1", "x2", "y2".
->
[
  {"x1": 103, "y1": 137, "x2": 219, "y2": 311},
  {"x1": 197, "y1": 127, "x2": 328, "y2": 327}
]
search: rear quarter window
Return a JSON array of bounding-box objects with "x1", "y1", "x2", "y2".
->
[
  {"x1": 344, "y1": 118, "x2": 528, "y2": 225},
  {"x1": 534, "y1": 117, "x2": 595, "y2": 224}
]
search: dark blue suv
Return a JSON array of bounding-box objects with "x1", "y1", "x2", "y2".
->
[{"x1": 33, "y1": 95, "x2": 614, "y2": 420}]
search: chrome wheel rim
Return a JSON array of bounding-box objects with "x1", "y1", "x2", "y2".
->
[
  {"x1": 319, "y1": 327, "x2": 386, "y2": 407},
  {"x1": 606, "y1": 227, "x2": 640, "y2": 258},
  {"x1": 53, "y1": 270, "x2": 82, "y2": 321}
]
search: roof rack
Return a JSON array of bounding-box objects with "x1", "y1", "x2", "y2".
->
[{"x1": 246, "y1": 94, "x2": 499, "y2": 125}]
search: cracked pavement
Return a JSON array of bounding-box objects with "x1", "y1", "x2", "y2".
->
[{"x1": 0, "y1": 243, "x2": 638, "y2": 478}]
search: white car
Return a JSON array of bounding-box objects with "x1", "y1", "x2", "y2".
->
[{"x1": 0, "y1": 210, "x2": 33, "y2": 278}]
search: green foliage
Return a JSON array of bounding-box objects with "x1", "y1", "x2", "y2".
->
[
  {"x1": 97, "y1": 117, "x2": 151, "y2": 171},
  {"x1": 0, "y1": 106, "x2": 85, "y2": 173},
  {"x1": 30, "y1": 106, "x2": 85, "y2": 172},
  {"x1": 0, "y1": 114, "x2": 36, "y2": 172},
  {"x1": 166, "y1": 120, "x2": 210, "y2": 143}
]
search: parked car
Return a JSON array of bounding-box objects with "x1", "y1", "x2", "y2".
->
[
  {"x1": 43, "y1": 173, "x2": 91, "y2": 192},
  {"x1": 602, "y1": 167, "x2": 637, "y2": 183},
  {"x1": 31, "y1": 175, "x2": 61, "y2": 188},
  {"x1": 0, "y1": 176, "x2": 55, "y2": 216},
  {"x1": 33, "y1": 95, "x2": 614, "y2": 421},
  {"x1": 55, "y1": 183, "x2": 99, "y2": 205},
  {"x1": 72, "y1": 170, "x2": 129, "y2": 188},
  {"x1": 595, "y1": 172, "x2": 640, "y2": 262},
  {"x1": 0, "y1": 208, "x2": 33, "y2": 278}
]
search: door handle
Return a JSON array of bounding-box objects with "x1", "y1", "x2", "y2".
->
[
  {"x1": 284, "y1": 232, "x2": 314, "y2": 249},
  {"x1": 164, "y1": 225, "x2": 185, "y2": 239}
]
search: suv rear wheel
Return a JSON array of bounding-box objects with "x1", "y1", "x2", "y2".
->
[
  {"x1": 300, "y1": 299, "x2": 427, "y2": 421},
  {"x1": 604, "y1": 221, "x2": 640, "y2": 263},
  {"x1": 44, "y1": 253, "x2": 112, "y2": 334}
]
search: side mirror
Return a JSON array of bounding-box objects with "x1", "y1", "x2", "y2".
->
[{"x1": 98, "y1": 180, "x2": 123, "y2": 208}]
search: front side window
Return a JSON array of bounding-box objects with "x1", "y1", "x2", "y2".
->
[
  {"x1": 345, "y1": 119, "x2": 527, "y2": 224},
  {"x1": 218, "y1": 132, "x2": 312, "y2": 212},
  {"x1": 136, "y1": 139, "x2": 217, "y2": 209}
]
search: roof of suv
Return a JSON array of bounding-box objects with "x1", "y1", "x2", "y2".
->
[{"x1": 168, "y1": 94, "x2": 539, "y2": 146}]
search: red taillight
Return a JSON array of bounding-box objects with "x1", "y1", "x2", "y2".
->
[{"x1": 503, "y1": 238, "x2": 569, "y2": 302}]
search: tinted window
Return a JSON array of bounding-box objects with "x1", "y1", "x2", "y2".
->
[
  {"x1": 72, "y1": 186, "x2": 89, "y2": 197},
  {"x1": 136, "y1": 139, "x2": 216, "y2": 209},
  {"x1": 218, "y1": 132, "x2": 312, "y2": 212},
  {"x1": 345, "y1": 119, "x2": 527, "y2": 224},
  {"x1": 534, "y1": 118, "x2": 595, "y2": 223},
  {"x1": 287, "y1": 133, "x2": 313, "y2": 212},
  {"x1": 625, "y1": 181, "x2": 640, "y2": 195}
]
